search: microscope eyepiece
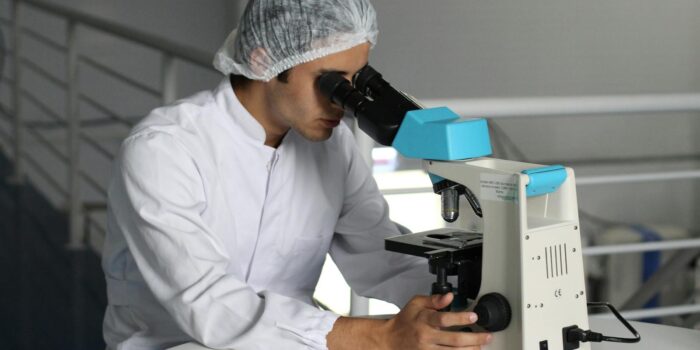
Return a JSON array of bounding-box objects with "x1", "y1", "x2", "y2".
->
[
  {"x1": 317, "y1": 71, "x2": 347, "y2": 100},
  {"x1": 316, "y1": 64, "x2": 422, "y2": 146},
  {"x1": 317, "y1": 71, "x2": 368, "y2": 117},
  {"x1": 352, "y1": 65, "x2": 383, "y2": 98}
]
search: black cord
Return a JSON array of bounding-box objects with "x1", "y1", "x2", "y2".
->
[
  {"x1": 567, "y1": 302, "x2": 641, "y2": 345},
  {"x1": 589, "y1": 302, "x2": 641, "y2": 343}
]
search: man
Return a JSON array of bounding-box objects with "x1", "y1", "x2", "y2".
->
[{"x1": 102, "y1": 0, "x2": 492, "y2": 349}]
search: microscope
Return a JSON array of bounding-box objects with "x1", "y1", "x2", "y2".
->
[{"x1": 318, "y1": 66, "x2": 640, "y2": 350}]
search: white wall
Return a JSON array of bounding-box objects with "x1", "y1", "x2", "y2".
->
[
  {"x1": 2, "y1": 0, "x2": 699, "y2": 240},
  {"x1": 43, "y1": 0, "x2": 235, "y2": 52},
  {"x1": 372, "y1": 0, "x2": 700, "y2": 98},
  {"x1": 370, "y1": 0, "x2": 700, "y2": 231}
]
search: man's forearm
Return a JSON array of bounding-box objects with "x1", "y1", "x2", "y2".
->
[{"x1": 326, "y1": 316, "x2": 388, "y2": 350}]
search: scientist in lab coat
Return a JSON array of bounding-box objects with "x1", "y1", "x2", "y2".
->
[{"x1": 102, "y1": 1, "x2": 492, "y2": 349}]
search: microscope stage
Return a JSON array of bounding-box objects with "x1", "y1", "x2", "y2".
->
[{"x1": 385, "y1": 228, "x2": 483, "y2": 259}]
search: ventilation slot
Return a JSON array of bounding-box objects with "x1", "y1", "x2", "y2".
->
[{"x1": 545, "y1": 244, "x2": 569, "y2": 279}]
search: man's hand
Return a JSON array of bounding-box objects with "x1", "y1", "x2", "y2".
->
[
  {"x1": 327, "y1": 293, "x2": 492, "y2": 349},
  {"x1": 382, "y1": 293, "x2": 492, "y2": 349}
]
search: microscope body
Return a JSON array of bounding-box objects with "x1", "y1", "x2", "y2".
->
[
  {"x1": 318, "y1": 65, "x2": 594, "y2": 349},
  {"x1": 425, "y1": 157, "x2": 591, "y2": 350}
]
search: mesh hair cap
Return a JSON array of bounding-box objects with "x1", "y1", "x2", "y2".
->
[{"x1": 213, "y1": 0, "x2": 378, "y2": 81}]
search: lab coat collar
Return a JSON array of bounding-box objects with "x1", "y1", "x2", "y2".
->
[{"x1": 213, "y1": 77, "x2": 269, "y2": 146}]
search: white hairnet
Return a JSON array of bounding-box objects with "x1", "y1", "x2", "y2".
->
[{"x1": 213, "y1": 0, "x2": 378, "y2": 81}]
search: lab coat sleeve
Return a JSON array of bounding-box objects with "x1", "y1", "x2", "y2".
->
[
  {"x1": 329, "y1": 132, "x2": 434, "y2": 308},
  {"x1": 111, "y1": 132, "x2": 339, "y2": 350}
]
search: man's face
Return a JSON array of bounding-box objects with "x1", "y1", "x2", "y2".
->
[{"x1": 264, "y1": 43, "x2": 371, "y2": 142}]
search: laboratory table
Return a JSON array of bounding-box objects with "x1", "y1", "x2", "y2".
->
[{"x1": 169, "y1": 317, "x2": 700, "y2": 350}]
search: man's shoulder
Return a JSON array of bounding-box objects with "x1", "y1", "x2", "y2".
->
[
  {"x1": 118, "y1": 89, "x2": 222, "y2": 162},
  {"x1": 125, "y1": 89, "x2": 221, "y2": 145}
]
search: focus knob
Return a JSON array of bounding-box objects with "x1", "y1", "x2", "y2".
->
[{"x1": 474, "y1": 293, "x2": 511, "y2": 332}]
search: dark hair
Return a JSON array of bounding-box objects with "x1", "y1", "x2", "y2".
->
[
  {"x1": 230, "y1": 68, "x2": 290, "y2": 85},
  {"x1": 276, "y1": 69, "x2": 290, "y2": 83}
]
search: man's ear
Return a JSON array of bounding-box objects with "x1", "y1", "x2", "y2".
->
[{"x1": 249, "y1": 47, "x2": 270, "y2": 78}]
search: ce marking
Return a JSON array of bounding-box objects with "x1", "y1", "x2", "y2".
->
[{"x1": 554, "y1": 289, "x2": 562, "y2": 298}]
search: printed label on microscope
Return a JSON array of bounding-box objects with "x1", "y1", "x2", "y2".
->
[{"x1": 480, "y1": 173, "x2": 518, "y2": 202}]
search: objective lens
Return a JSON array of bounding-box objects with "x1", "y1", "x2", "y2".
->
[{"x1": 441, "y1": 187, "x2": 460, "y2": 223}]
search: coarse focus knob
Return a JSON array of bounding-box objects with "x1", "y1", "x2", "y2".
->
[{"x1": 474, "y1": 293, "x2": 512, "y2": 332}]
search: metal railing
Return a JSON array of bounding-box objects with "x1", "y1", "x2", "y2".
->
[
  {"x1": 1, "y1": 0, "x2": 699, "y2": 323},
  {"x1": 424, "y1": 94, "x2": 700, "y2": 118},
  {"x1": 0, "y1": 0, "x2": 214, "y2": 252}
]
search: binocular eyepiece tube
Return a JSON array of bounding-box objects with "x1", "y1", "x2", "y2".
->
[
  {"x1": 317, "y1": 72, "x2": 368, "y2": 119},
  {"x1": 317, "y1": 65, "x2": 421, "y2": 146}
]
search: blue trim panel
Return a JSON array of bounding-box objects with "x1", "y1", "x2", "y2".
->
[
  {"x1": 429, "y1": 173, "x2": 445, "y2": 184},
  {"x1": 392, "y1": 107, "x2": 493, "y2": 161},
  {"x1": 521, "y1": 165, "x2": 567, "y2": 197},
  {"x1": 631, "y1": 224, "x2": 662, "y2": 323}
]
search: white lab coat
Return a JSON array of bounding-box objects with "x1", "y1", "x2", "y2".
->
[{"x1": 102, "y1": 78, "x2": 434, "y2": 350}]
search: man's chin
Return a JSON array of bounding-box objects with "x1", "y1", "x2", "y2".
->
[{"x1": 298, "y1": 127, "x2": 333, "y2": 142}]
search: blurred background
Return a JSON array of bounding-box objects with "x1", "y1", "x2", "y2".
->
[{"x1": 1, "y1": 0, "x2": 699, "y2": 349}]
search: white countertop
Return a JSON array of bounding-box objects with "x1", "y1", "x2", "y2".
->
[{"x1": 168, "y1": 317, "x2": 700, "y2": 350}]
